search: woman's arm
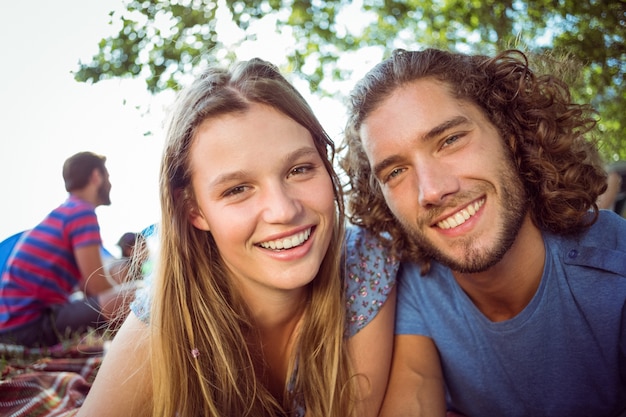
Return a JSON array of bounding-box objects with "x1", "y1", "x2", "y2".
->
[
  {"x1": 378, "y1": 334, "x2": 446, "y2": 417},
  {"x1": 77, "y1": 314, "x2": 152, "y2": 417},
  {"x1": 349, "y1": 286, "x2": 397, "y2": 417}
]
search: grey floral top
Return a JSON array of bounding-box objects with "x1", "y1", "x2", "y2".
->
[
  {"x1": 130, "y1": 225, "x2": 398, "y2": 416},
  {"x1": 343, "y1": 225, "x2": 397, "y2": 336}
]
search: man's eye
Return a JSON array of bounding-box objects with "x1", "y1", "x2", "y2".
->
[
  {"x1": 443, "y1": 133, "x2": 462, "y2": 147},
  {"x1": 383, "y1": 167, "x2": 405, "y2": 183}
]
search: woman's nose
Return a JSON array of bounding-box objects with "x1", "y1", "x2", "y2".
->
[{"x1": 261, "y1": 184, "x2": 301, "y2": 224}]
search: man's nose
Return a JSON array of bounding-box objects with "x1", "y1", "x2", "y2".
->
[{"x1": 415, "y1": 159, "x2": 459, "y2": 207}]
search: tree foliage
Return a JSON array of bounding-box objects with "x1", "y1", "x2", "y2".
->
[{"x1": 75, "y1": 0, "x2": 626, "y2": 161}]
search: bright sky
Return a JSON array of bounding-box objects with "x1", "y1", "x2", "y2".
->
[
  {"x1": 0, "y1": 0, "x2": 378, "y2": 257},
  {"x1": 0, "y1": 0, "x2": 167, "y2": 256}
]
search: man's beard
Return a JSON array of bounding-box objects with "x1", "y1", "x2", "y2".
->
[
  {"x1": 401, "y1": 168, "x2": 528, "y2": 273},
  {"x1": 98, "y1": 183, "x2": 111, "y2": 206}
]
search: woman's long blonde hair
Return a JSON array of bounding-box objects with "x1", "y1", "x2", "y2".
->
[{"x1": 149, "y1": 58, "x2": 356, "y2": 416}]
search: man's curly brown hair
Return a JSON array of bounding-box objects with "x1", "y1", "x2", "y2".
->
[{"x1": 339, "y1": 48, "x2": 607, "y2": 270}]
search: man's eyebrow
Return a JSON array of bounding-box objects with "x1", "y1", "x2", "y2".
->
[
  {"x1": 371, "y1": 116, "x2": 470, "y2": 180},
  {"x1": 422, "y1": 116, "x2": 470, "y2": 142},
  {"x1": 373, "y1": 155, "x2": 403, "y2": 181}
]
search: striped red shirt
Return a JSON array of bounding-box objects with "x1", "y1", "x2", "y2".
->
[{"x1": 0, "y1": 196, "x2": 102, "y2": 331}]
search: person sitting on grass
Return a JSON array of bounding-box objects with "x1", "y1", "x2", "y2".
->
[{"x1": 0, "y1": 152, "x2": 138, "y2": 347}]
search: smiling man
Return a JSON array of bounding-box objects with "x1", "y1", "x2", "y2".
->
[{"x1": 341, "y1": 48, "x2": 626, "y2": 417}]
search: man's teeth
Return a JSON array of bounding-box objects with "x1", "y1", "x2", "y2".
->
[
  {"x1": 437, "y1": 199, "x2": 485, "y2": 230},
  {"x1": 259, "y1": 228, "x2": 311, "y2": 250}
]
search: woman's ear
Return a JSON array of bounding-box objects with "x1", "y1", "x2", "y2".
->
[
  {"x1": 189, "y1": 205, "x2": 210, "y2": 231},
  {"x1": 177, "y1": 187, "x2": 210, "y2": 231}
]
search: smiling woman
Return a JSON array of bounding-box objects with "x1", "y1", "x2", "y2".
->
[
  {"x1": 187, "y1": 103, "x2": 336, "y2": 296},
  {"x1": 76, "y1": 57, "x2": 397, "y2": 417}
]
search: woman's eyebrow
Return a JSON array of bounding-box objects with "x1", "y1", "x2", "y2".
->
[
  {"x1": 209, "y1": 146, "x2": 319, "y2": 188},
  {"x1": 282, "y1": 146, "x2": 319, "y2": 165}
]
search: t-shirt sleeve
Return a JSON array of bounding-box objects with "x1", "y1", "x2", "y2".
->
[
  {"x1": 395, "y1": 262, "x2": 453, "y2": 337},
  {"x1": 130, "y1": 274, "x2": 153, "y2": 323},
  {"x1": 344, "y1": 225, "x2": 399, "y2": 337},
  {"x1": 66, "y1": 205, "x2": 102, "y2": 249},
  {"x1": 394, "y1": 262, "x2": 430, "y2": 336}
]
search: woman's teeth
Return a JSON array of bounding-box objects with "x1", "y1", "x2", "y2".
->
[{"x1": 259, "y1": 228, "x2": 311, "y2": 250}]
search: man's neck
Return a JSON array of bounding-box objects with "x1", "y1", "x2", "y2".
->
[
  {"x1": 70, "y1": 190, "x2": 98, "y2": 207},
  {"x1": 452, "y1": 214, "x2": 545, "y2": 322}
]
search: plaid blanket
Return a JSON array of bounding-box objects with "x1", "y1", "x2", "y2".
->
[{"x1": 0, "y1": 341, "x2": 105, "y2": 417}]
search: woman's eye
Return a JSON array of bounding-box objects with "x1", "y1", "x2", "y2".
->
[
  {"x1": 290, "y1": 164, "x2": 314, "y2": 177},
  {"x1": 223, "y1": 185, "x2": 247, "y2": 197}
]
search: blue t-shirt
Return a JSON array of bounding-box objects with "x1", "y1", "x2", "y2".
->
[{"x1": 396, "y1": 210, "x2": 626, "y2": 417}]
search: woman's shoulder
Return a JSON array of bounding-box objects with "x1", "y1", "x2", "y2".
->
[
  {"x1": 130, "y1": 275, "x2": 154, "y2": 323},
  {"x1": 343, "y1": 225, "x2": 399, "y2": 336}
]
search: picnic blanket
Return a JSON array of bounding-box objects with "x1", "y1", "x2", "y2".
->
[{"x1": 0, "y1": 340, "x2": 105, "y2": 417}]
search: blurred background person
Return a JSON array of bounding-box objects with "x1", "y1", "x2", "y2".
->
[
  {"x1": 107, "y1": 231, "x2": 148, "y2": 284},
  {"x1": 0, "y1": 151, "x2": 137, "y2": 347},
  {"x1": 597, "y1": 161, "x2": 626, "y2": 216}
]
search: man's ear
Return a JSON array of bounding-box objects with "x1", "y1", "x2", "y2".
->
[
  {"x1": 90, "y1": 168, "x2": 103, "y2": 186},
  {"x1": 189, "y1": 205, "x2": 210, "y2": 231}
]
